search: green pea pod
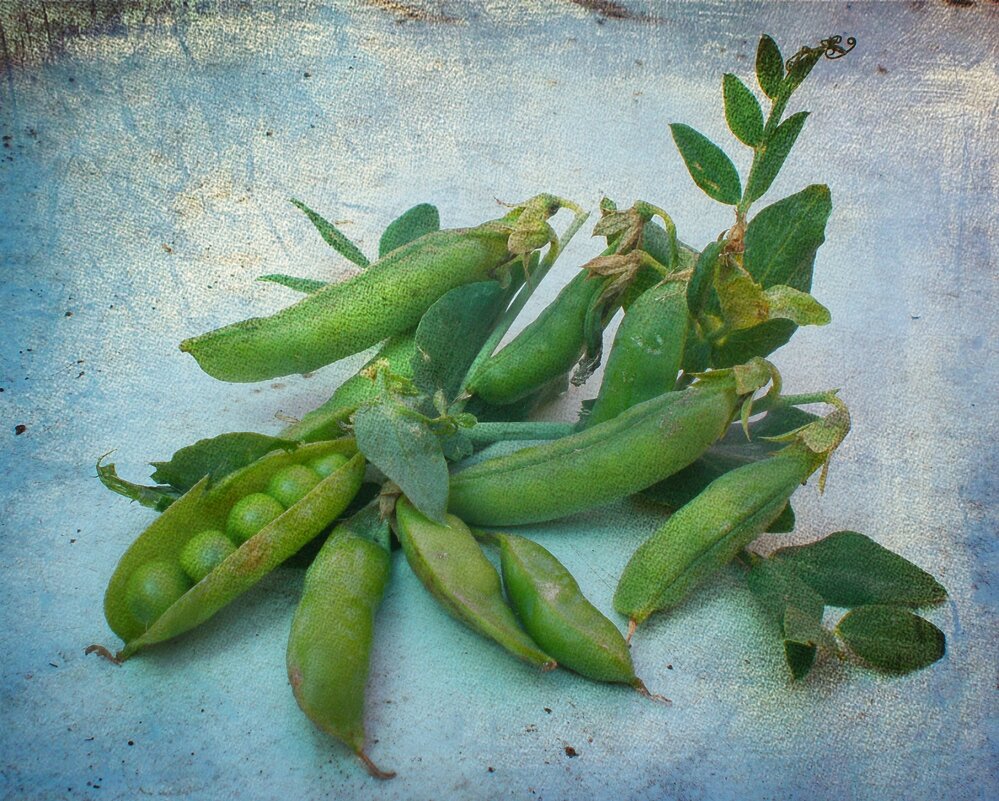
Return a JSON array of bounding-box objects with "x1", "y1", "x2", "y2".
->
[
  {"x1": 181, "y1": 226, "x2": 512, "y2": 383},
  {"x1": 585, "y1": 278, "x2": 689, "y2": 428},
  {"x1": 495, "y1": 532, "x2": 638, "y2": 686},
  {"x1": 280, "y1": 333, "x2": 418, "y2": 443},
  {"x1": 614, "y1": 408, "x2": 850, "y2": 627},
  {"x1": 103, "y1": 440, "x2": 365, "y2": 659},
  {"x1": 394, "y1": 497, "x2": 556, "y2": 671},
  {"x1": 449, "y1": 359, "x2": 775, "y2": 526},
  {"x1": 466, "y1": 269, "x2": 609, "y2": 405},
  {"x1": 287, "y1": 524, "x2": 393, "y2": 779}
]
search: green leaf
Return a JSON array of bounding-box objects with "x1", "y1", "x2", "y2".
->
[
  {"x1": 670, "y1": 124, "x2": 743, "y2": 205},
  {"x1": 767, "y1": 502, "x2": 795, "y2": 533},
  {"x1": 715, "y1": 264, "x2": 769, "y2": 332},
  {"x1": 773, "y1": 531, "x2": 948, "y2": 608},
  {"x1": 763, "y1": 285, "x2": 831, "y2": 326},
  {"x1": 745, "y1": 111, "x2": 810, "y2": 204},
  {"x1": 746, "y1": 557, "x2": 829, "y2": 680},
  {"x1": 290, "y1": 198, "x2": 370, "y2": 268},
  {"x1": 710, "y1": 319, "x2": 797, "y2": 368},
  {"x1": 439, "y1": 430, "x2": 474, "y2": 462},
  {"x1": 745, "y1": 184, "x2": 831, "y2": 291},
  {"x1": 687, "y1": 240, "x2": 724, "y2": 318},
  {"x1": 756, "y1": 35, "x2": 785, "y2": 99},
  {"x1": 379, "y1": 203, "x2": 441, "y2": 258},
  {"x1": 96, "y1": 455, "x2": 180, "y2": 512},
  {"x1": 256, "y1": 274, "x2": 327, "y2": 294},
  {"x1": 412, "y1": 281, "x2": 508, "y2": 402},
  {"x1": 353, "y1": 400, "x2": 449, "y2": 524},
  {"x1": 723, "y1": 73, "x2": 765, "y2": 147},
  {"x1": 836, "y1": 605, "x2": 946, "y2": 674},
  {"x1": 150, "y1": 433, "x2": 299, "y2": 493}
]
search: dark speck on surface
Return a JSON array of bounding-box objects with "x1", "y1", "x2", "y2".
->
[
  {"x1": 565, "y1": 746, "x2": 578, "y2": 757},
  {"x1": 15, "y1": 424, "x2": 27, "y2": 435}
]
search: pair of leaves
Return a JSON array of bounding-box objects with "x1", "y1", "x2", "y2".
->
[
  {"x1": 747, "y1": 531, "x2": 947, "y2": 678},
  {"x1": 97, "y1": 432, "x2": 298, "y2": 511}
]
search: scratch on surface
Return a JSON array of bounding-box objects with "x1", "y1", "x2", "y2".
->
[
  {"x1": 365, "y1": 0, "x2": 462, "y2": 23},
  {"x1": 567, "y1": 0, "x2": 658, "y2": 22}
]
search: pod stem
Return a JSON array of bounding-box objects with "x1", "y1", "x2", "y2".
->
[
  {"x1": 625, "y1": 618, "x2": 637, "y2": 643},
  {"x1": 356, "y1": 750, "x2": 396, "y2": 780},
  {"x1": 633, "y1": 677, "x2": 671, "y2": 705},
  {"x1": 84, "y1": 644, "x2": 122, "y2": 665}
]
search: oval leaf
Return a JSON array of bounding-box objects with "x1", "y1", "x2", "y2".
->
[
  {"x1": 353, "y1": 401, "x2": 449, "y2": 524},
  {"x1": 723, "y1": 73, "x2": 765, "y2": 147},
  {"x1": 150, "y1": 432, "x2": 299, "y2": 493},
  {"x1": 837, "y1": 605, "x2": 946, "y2": 674},
  {"x1": 756, "y1": 35, "x2": 785, "y2": 99},
  {"x1": 745, "y1": 111, "x2": 809, "y2": 203},
  {"x1": 670, "y1": 123, "x2": 742, "y2": 205},
  {"x1": 290, "y1": 199, "x2": 370, "y2": 268},
  {"x1": 773, "y1": 530, "x2": 948, "y2": 607},
  {"x1": 379, "y1": 203, "x2": 441, "y2": 258}
]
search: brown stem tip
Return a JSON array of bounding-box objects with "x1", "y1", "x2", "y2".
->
[
  {"x1": 357, "y1": 750, "x2": 396, "y2": 780},
  {"x1": 84, "y1": 644, "x2": 122, "y2": 665},
  {"x1": 626, "y1": 619, "x2": 637, "y2": 643},
  {"x1": 633, "y1": 678, "x2": 671, "y2": 705}
]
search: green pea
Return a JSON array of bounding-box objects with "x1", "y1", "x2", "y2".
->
[
  {"x1": 394, "y1": 497, "x2": 555, "y2": 670},
  {"x1": 125, "y1": 560, "x2": 192, "y2": 627},
  {"x1": 496, "y1": 532, "x2": 638, "y2": 686},
  {"x1": 226, "y1": 492, "x2": 286, "y2": 544},
  {"x1": 308, "y1": 452, "x2": 351, "y2": 478},
  {"x1": 178, "y1": 529, "x2": 236, "y2": 582},
  {"x1": 467, "y1": 269, "x2": 609, "y2": 406},
  {"x1": 585, "y1": 278, "x2": 689, "y2": 428},
  {"x1": 614, "y1": 440, "x2": 837, "y2": 628},
  {"x1": 267, "y1": 465, "x2": 323, "y2": 507},
  {"x1": 449, "y1": 359, "x2": 773, "y2": 526},
  {"x1": 287, "y1": 526, "x2": 393, "y2": 779}
]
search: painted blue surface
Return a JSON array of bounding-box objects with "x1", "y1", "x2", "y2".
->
[{"x1": 1, "y1": 2, "x2": 996, "y2": 799}]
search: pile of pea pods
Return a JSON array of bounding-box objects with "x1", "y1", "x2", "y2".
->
[{"x1": 90, "y1": 34, "x2": 948, "y2": 779}]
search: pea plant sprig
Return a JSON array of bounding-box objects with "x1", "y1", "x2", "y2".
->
[{"x1": 89, "y1": 33, "x2": 949, "y2": 781}]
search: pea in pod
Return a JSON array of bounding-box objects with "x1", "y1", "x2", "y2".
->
[
  {"x1": 449, "y1": 359, "x2": 776, "y2": 526},
  {"x1": 287, "y1": 516, "x2": 393, "y2": 779},
  {"x1": 394, "y1": 497, "x2": 556, "y2": 671},
  {"x1": 494, "y1": 532, "x2": 645, "y2": 689},
  {"x1": 466, "y1": 268, "x2": 610, "y2": 406},
  {"x1": 101, "y1": 439, "x2": 365, "y2": 659},
  {"x1": 585, "y1": 277, "x2": 690, "y2": 428},
  {"x1": 614, "y1": 405, "x2": 850, "y2": 628}
]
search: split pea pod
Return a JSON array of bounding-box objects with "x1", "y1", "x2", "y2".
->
[
  {"x1": 466, "y1": 268, "x2": 611, "y2": 406},
  {"x1": 101, "y1": 439, "x2": 365, "y2": 659},
  {"x1": 181, "y1": 226, "x2": 513, "y2": 382},
  {"x1": 287, "y1": 510, "x2": 393, "y2": 779},
  {"x1": 492, "y1": 532, "x2": 643, "y2": 688},
  {"x1": 448, "y1": 359, "x2": 774, "y2": 526},
  {"x1": 614, "y1": 408, "x2": 850, "y2": 627},
  {"x1": 394, "y1": 497, "x2": 556, "y2": 670},
  {"x1": 585, "y1": 278, "x2": 690, "y2": 428}
]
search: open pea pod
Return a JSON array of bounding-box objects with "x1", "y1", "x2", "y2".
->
[{"x1": 102, "y1": 439, "x2": 365, "y2": 659}]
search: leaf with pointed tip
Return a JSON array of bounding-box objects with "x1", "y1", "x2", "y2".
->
[
  {"x1": 379, "y1": 203, "x2": 440, "y2": 257},
  {"x1": 150, "y1": 433, "x2": 299, "y2": 493},
  {"x1": 257, "y1": 274, "x2": 327, "y2": 294},
  {"x1": 353, "y1": 400, "x2": 449, "y2": 524},
  {"x1": 723, "y1": 73, "x2": 765, "y2": 147},
  {"x1": 670, "y1": 124, "x2": 742, "y2": 205},
  {"x1": 837, "y1": 605, "x2": 946, "y2": 674},
  {"x1": 687, "y1": 240, "x2": 724, "y2": 319},
  {"x1": 745, "y1": 111, "x2": 809, "y2": 203},
  {"x1": 773, "y1": 531, "x2": 948, "y2": 608},
  {"x1": 763, "y1": 285, "x2": 831, "y2": 326},
  {"x1": 756, "y1": 35, "x2": 785, "y2": 99},
  {"x1": 290, "y1": 198, "x2": 370, "y2": 268},
  {"x1": 97, "y1": 456, "x2": 179, "y2": 511}
]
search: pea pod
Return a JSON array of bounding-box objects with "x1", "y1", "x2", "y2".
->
[
  {"x1": 394, "y1": 497, "x2": 556, "y2": 670},
  {"x1": 287, "y1": 518, "x2": 393, "y2": 779},
  {"x1": 494, "y1": 532, "x2": 639, "y2": 687},
  {"x1": 102, "y1": 439, "x2": 365, "y2": 659},
  {"x1": 448, "y1": 359, "x2": 775, "y2": 526},
  {"x1": 181, "y1": 227, "x2": 512, "y2": 383},
  {"x1": 585, "y1": 278, "x2": 689, "y2": 428},
  {"x1": 466, "y1": 269, "x2": 611, "y2": 405},
  {"x1": 280, "y1": 333, "x2": 418, "y2": 443},
  {"x1": 614, "y1": 407, "x2": 850, "y2": 627}
]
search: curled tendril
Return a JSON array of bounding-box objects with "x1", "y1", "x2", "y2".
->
[{"x1": 785, "y1": 34, "x2": 856, "y2": 71}]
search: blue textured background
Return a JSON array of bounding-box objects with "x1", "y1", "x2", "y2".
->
[{"x1": 1, "y1": 2, "x2": 996, "y2": 799}]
